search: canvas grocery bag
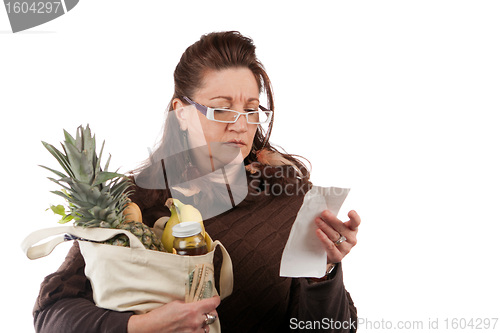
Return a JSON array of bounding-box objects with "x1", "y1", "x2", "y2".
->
[{"x1": 21, "y1": 224, "x2": 233, "y2": 332}]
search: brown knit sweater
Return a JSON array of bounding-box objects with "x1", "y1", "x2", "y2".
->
[{"x1": 33, "y1": 171, "x2": 357, "y2": 332}]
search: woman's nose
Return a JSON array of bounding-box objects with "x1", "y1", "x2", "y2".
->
[{"x1": 228, "y1": 113, "x2": 248, "y2": 132}]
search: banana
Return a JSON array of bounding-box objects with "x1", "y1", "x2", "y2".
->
[
  {"x1": 161, "y1": 200, "x2": 180, "y2": 253},
  {"x1": 161, "y1": 198, "x2": 205, "y2": 253}
]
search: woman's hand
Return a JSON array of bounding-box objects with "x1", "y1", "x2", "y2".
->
[
  {"x1": 127, "y1": 296, "x2": 220, "y2": 333},
  {"x1": 315, "y1": 210, "x2": 361, "y2": 264}
]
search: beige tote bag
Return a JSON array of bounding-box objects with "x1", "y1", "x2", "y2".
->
[{"x1": 22, "y1": 224, "x2": 233, "y2": 332}]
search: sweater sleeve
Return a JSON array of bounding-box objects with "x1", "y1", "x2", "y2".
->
[
  {"x1": 34, "y1": 298, "x2": 133, "y2": 333},
  {"x1": 33, "y1": 241, "x2": 133, "y2": 333},
  {"x1": 291, "y1": 262, "x2": 357, "y2": 333}
]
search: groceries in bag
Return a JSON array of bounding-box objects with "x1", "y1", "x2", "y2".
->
[
  {"x1": 172, "y1": 222, "x2": 208, "y2": 256},
  {"x1": 25, "y1": 124, "x2": 233, "y2": 316}
]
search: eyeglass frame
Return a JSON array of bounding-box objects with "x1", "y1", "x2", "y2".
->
[{"x1": 182, "y1": 96, "x2": 273, "y2": 125}]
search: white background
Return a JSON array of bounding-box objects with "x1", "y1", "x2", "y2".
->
[{"x1": 1, "y1": 1, "x2": 499, "y2": 332}]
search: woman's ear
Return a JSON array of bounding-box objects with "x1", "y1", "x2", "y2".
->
[{"x1": 172, "y1": 98, "x2": 188, "y2": 131}]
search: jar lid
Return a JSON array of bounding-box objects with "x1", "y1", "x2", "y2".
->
[{"x1": 172, "y1": 222, "x2": 203, "y2": 238}]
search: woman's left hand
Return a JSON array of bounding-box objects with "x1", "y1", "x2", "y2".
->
[{"x1": 314, "y1": 210, "x2": 361, "y2": 264}]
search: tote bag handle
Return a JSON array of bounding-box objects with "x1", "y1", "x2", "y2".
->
[{"x1": 21, "y1": 225, "x2": 145, "y2": 259}]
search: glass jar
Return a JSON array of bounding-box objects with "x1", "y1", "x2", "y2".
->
[{"x1": 172, "y1": 222, "x2": 208, "y2": 256}]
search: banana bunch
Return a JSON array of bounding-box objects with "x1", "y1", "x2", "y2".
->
[{"x1": 161, "y1": 198, "x2": 206, "y2": 253}]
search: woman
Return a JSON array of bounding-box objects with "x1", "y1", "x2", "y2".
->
[{"x1": 34, "y1": 31, "x2": 360, "y2": 333}]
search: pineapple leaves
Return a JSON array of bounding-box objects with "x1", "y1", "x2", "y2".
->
[
  {"x1": 63, "y1": 129, "x2": 76, "y2": 149},
  {"x1": 46, "y1": 177, "x2": 72, "y2": 191},
  {"x1": 39, "y1": 165, "x2": 67, "y2": 179},
  {"x1": 104, "y1": 153, "x2": 112, "y2": 173},
  {"x1": 41, "y1": 141, "x2": 75, "y2": 178},
  {"x1": 50, "y1": 189, "x2": 70, "y2": 198},
  {"x1": 75, "y1": 126, "x2": 83, "y2": 151},
  {"x1": 65, "y1": 139, "x2": 92, "y2": 183},
  {"x1": 83, "y1": 126, "x2": 96, "y2": 154},
  {"x1": 94, "y1": 171, "x2": 124, "y2": 186},
  {"x1": 94, "y1": 140, "x2": 106, "y2": 183},
  {"x1": 59, "y1": 125, "x2": 96, "y2": 184},
  {"x1": 42, "y1": 124, "x2": 134, "y2": 231}
]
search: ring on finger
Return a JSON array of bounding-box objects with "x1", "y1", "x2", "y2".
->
[
  {"x1": 334, "y1": 235, "x2": 346, "y2": 246},
  {"x1": 204, "y1": 313, "x2": 217, "y2": 326}
]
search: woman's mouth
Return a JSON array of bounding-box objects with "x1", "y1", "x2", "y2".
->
[{"x1": 225, "y1": 140, "x2": 246, "y2": 148}]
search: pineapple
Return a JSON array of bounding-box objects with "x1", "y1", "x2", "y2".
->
[{"x1": 41, "y1": 125, "x2": 165, "y2": 251}]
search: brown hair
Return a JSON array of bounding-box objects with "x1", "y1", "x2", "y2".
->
[{"x1": 132, "y1": 31, "x2": 310, "y2": 210}]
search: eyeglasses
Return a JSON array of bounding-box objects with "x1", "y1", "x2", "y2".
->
[{"x1": 182, "y1": 96, "x2": 273, "y2": 125}]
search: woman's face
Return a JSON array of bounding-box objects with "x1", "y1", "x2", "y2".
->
[{"x1": 174, "y1": 67, "x2": 260, "y2": 171}]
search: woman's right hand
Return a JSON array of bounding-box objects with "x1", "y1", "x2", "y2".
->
[{"x1": 127, "y1": 296, "x2": 220, "y2": 333}]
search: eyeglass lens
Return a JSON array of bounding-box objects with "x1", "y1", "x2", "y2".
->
[{"x1": 213, "y1": 109, "x2": 270, "y2": 124}]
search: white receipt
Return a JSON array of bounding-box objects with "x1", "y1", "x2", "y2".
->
[{"x1": 280, "y1": 185, "x2": 350, "y2": 278}]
